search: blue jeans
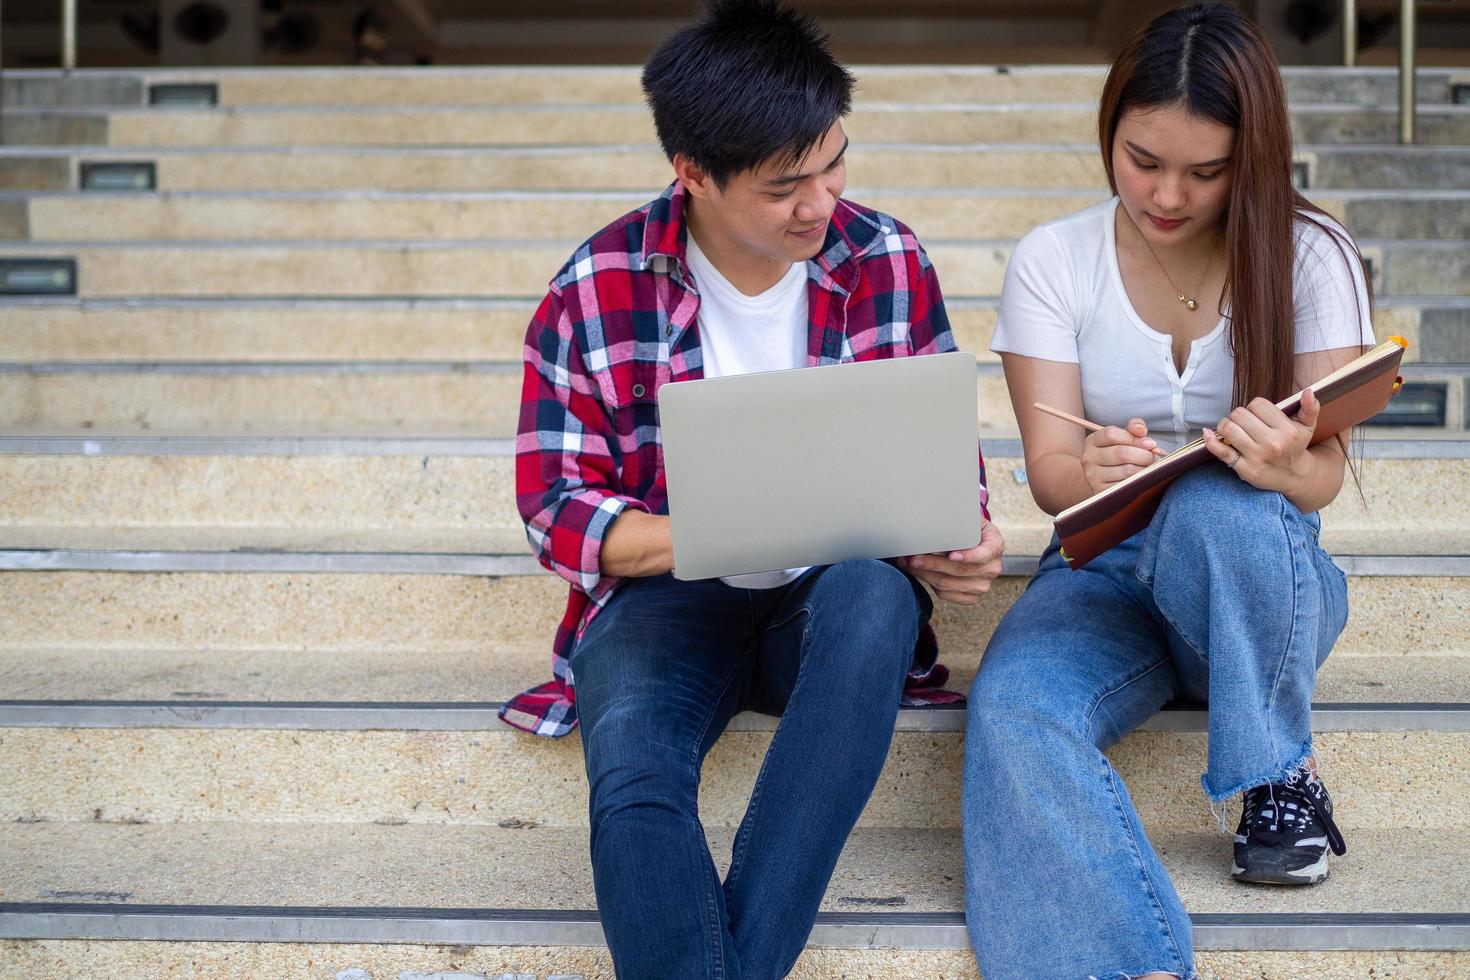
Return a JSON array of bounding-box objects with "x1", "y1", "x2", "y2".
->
[
  {"x1": 569, "y1": 559, "x2": 930, "y2": 980},
  {"x1": 962, "y1": 466, "x2": 1350, "y2": 980}
]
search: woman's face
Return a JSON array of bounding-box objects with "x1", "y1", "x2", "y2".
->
[{"x1": 1111, "y1": 102, "x2": 1235, "y2": 248}]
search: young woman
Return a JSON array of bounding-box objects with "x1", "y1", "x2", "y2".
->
[{"x1": 962, "y1": 5, "x2": 1374, "y2": 978}]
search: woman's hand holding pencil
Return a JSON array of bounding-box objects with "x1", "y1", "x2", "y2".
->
[{"x1": 1034, "y1": 402, "x2": 1167, "y2": 495}]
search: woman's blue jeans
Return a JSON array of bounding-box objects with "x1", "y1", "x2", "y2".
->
[
  {"x1": 569, "y1": 559, "x2": 929, "y2": 980},
  {"x1": 962, "y1": 466, "x2": 1350, "y2": 980}
]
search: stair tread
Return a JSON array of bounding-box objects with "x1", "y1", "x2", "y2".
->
[{"x1": 3, "y1": 822, "x2": 1465, "y2": 918}]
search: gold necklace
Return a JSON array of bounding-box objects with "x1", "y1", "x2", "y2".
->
[{"x1": 1133, "y1": 220, "x2": 1219, "y2": 312}]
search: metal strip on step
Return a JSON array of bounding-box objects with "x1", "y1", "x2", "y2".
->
[
  {"x1": 4, "y1": 434, "x2": 1470, "y2": 459},
  {"x1": 1, "y1": 905, "x2": 1466, "y2": 951},
  {"x1": 0, "y1": 435, "x2": 520, "y2": 457},
  {"x1": 0, "y1": 701, "x2": 1463, "y2": 734},
  {"x1": 0, "y1": 549, "x2": 547, "y2": 575},
  {"x1": 3, "y1": 550, "x2": 1468, "y2": 577}
]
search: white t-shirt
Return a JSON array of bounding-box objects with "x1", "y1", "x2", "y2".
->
[
  {"x1": 991, "y1": 198, "x2": 1375, "y2": 451},
  {"x1": 685, "y1": 231, "x2": 812, "y2": 589}
]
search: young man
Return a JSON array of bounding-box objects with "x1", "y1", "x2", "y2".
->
[{"x1": 504, "y1": 3, "x2": 1003, "y2": 977}]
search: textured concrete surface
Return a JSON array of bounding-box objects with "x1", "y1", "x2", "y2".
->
[
  {"x1": 0, "y1": 238, "x2": 1454, "y2": 301},
  {"x1": 1, "y1": 726, "x2": 1463, "y2": 830},
  {"x1": 0, "y1": 942, "x2": 1465, "y2": 980},
  {"x1": 2, "y1": 823, "x2": 1465, "y2": 914},
  {"x1": 3, "y1": 453, "x2": 1467, "y2": 556},
  {"x1": 79, "y1": 104, "x2": 1470, "y2": 149},
  {"x1": 3, "y1": 572, "x2": 1466, "y2": 671},
  {"x1": 4, "y1": 644, "x2": 1463, "y2": 705},
  {"x1": 20, "y1": 191, "x2": 1108, "y2": 243},
  {"x1": 1310, "y1": 147, "x2": 1470, "y2": 191},
  {"x1": 6, "y1": 65, "x2": 1457, "y2": 108},
  {"x1": 0, "y1": 373, "x2": 1016, "y2": 430},
  {"x1": 23, "y1": 191, "x2": 1466, "y2": 245},
  {"x1": 3, "y1": 300, "x2": 1430, "y2": 365},
  {"x1": 1421, "y1": 309, "x2": 1470, "y2": 364},
  {"x1": 1382, "y1": 243, "x2": 1470, "y2": 297},
  {"x1": 0, "y1": 156, "x2": 70, "y2": 192},
  {"x1": 0, "y1": 300, "x2": 1001, "y2": 364},
  {"x1": 0, "y1": 301, "x2": 540, "y2": 362},
  {"x1": 0, "y1": 112, "x2": 107, "y2": 146},
  {"x1": 7, "y1": 143, "x2": 1464, "y2": 196}
]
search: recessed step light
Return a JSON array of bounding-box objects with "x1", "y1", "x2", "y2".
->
[
  {"x1": 148, "y1": 83, "x2": 219, "y2": 107},
  {"x1": 80, "y1": 162, "x2": 156, "y2": 191},
  {"x1": 0, "y1": 258, "x2": 77, "y2": 296},
  {"x1": 1367, "y1": 381, "x2": 1447, "y2": 427},
  {"x1": 1451, "y1": 83, "x2": 1470, "y2": 106},
  {"x1": 1292, "y1": 161, "x2": 1310, "y2": 190}
]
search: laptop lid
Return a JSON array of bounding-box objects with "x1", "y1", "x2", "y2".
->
[{"x1": 659, "y1": 351, "x2": 982, "y2": 581}]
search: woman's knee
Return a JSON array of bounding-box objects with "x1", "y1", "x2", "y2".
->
[{"x1": 966, "y1": 648, "x2": 1093, "y2": 767}]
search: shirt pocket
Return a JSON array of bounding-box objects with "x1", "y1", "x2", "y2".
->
[{"x1": 600, "y1": 359, "x2": 664, "y2": 472}]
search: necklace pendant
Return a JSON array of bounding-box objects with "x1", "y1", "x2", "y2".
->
[{"x1": 1185, "y1": 298, "x2": 1198, "y2": 311}]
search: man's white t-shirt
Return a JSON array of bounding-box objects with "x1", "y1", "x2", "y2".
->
[
  {"x1": 684, "y1": 231, "x2": 812, "y2": 589},
  {"x1": 991, "y1": 198, "x2": 1375, "y2": 452}
]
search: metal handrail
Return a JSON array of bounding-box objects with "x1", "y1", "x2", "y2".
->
[
  {"x1": 1400, "y1": 0, "x2": 1417, "y2": 144},
  {"x1": 1343, "y1": 0, "x2": 1358, "y2": 67},
  {"x1": 62, "y1": 0, "x2": 78, "y2": 71}
]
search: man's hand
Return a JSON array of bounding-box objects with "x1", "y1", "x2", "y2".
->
[{"x1": 896, "y1": 519, "x2": 1005, "y2": 606}]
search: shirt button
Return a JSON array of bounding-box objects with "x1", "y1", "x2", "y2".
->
[{"x1": 632, "y1": 384, "x2": 646, "y2": 398}]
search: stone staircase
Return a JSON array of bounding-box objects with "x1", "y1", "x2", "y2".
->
[{"x1": 1, "y1": 66, "x2": 1467, "y2": 978}]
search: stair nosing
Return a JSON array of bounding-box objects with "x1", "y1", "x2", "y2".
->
[
  {"x1": 4, "y1": 434, "x2": 1470, "y2": 459},
  {"x1": 0, "y1": 904, "x2": 1465, "y2": 951},
  {"x1": 0, "y1": 700, "x2": 1464, "y2": 733},
  {"x1": 1, "y1": 550, "x2": 1467, "y2": 577}
]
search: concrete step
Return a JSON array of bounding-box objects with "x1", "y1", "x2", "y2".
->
[
  {"x1": 5, "y1": 65, "x2": 1465, "y2": 109},
  {"x1": 0, "y1": 237, "x2": 1464, "y2": 298},
  {"x1": 0, "y1": 296, "x2": 1453, "y2": 365},
  {"x1": 0, "y1": 358, "x2": 1464, "y2": 433},
  {"x1": 5, "y1": 646, "x2": 1465, "y2": 708},
  {"x1": 6, "y1": 143, "x2": 1469, "y2": 193},
  {"x1": 1, "y1": 823, "x2": 1465, "y2": 976},
  {"x1": 1, "y1": 705, "x2": 1464, "y2": 830},
  {"x1": 2, "y1": 553, "x2": 1466, "y2": 699},
  {"x1": 9, "y1": 188, "x2": 1470, "y2": 243},
  {"x1": 0, "y1": 437, "x2": 1467, "y2": 556},
  {"x1": 5, "y1": 103, "x2": 1470, "y2": 149}
]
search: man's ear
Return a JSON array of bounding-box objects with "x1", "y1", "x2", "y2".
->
[{"x1": 673, "y1": 153, "x2": 718, "y2": 200}]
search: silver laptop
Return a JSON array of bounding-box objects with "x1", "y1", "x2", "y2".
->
[{"x1": 659, "y1": 351, "x2": 982, "y2": 581}]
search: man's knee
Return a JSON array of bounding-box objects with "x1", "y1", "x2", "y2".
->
[
  {"x1": 814, "y1": 559, "x2": 921, "y2": 629},
  {"x1": 583, "y1": 704, "x2": 699, "y2": 827}
]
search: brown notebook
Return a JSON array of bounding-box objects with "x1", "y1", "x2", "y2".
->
[{"x1": 1055, "y1": 338, "x2": 1409, "y2": 571}]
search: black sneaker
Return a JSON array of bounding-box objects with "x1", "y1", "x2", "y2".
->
[{"x1": 1231, "y1": 762, "x2": 1347, "y2": 885}]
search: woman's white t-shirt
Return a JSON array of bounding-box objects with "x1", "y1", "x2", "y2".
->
[{"x1": 990, "y1": 198, "x2": 1375, "y2": 452}]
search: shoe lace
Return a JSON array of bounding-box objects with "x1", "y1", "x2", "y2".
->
[{"x1": 1252, "y1": 764, "x2": 1347, "y2": 856}]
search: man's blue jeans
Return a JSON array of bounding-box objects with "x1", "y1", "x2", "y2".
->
[
  {"x1": 569, "y1": 559, "x2": 930, "y2": 980},
  {"x1": 962, "y1": 466, "x2": 1350, "y2": 980}
]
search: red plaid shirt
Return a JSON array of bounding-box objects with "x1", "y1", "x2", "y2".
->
[{"x1": 503, "y1": 181, "x2": 990, "y2": 737}]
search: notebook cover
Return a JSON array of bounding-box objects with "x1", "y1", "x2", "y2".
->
[{"x1": 1054, "y1": 338, "x2": 1408, "y2": 570}]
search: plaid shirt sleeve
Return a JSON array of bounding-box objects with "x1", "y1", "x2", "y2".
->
[
  {"x1": 904, "y1": 238, "x2": 992, "y2": 523},
  {"x1": 516, "y1": 284, "x2": 651, "y2": 602}
]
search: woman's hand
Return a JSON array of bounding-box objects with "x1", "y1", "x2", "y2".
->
[
  {"x1": 1080, "y1": 417, "x2": 1159, "y2": 494},
  {"x1": 897, "y1": 519, "x2": 1005, "y2": 606},
  {"x1": 1204, "y1": 387, "x2": 1320, "y2": 495}
]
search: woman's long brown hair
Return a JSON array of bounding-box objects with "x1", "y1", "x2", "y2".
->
[{"x1": 1098, "y1": 2, "x2": 1371, "y2": 406}]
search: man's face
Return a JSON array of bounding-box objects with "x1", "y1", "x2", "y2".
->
[{"x1": 692, "y1": 121, "x2": 848, "y2": 266}]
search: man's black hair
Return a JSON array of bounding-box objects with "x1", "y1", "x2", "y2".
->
[{"x1": 641, "y1": 0, "x2": 854, "y2": 188}]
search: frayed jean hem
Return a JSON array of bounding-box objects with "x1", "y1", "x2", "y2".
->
[{"x1": 1200, "y1": 734, "x2": 1315, "y2": 805}]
